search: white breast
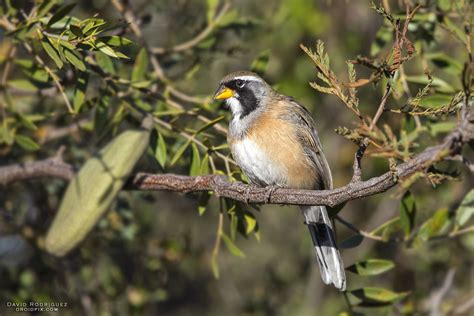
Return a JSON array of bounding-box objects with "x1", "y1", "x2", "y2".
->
[{"x1": 231, "y1": 138, "x2": 287, "y2": 186}]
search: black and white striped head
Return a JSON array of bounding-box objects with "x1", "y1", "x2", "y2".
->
[{"x1": 214, "y1": 71, "x2": 271, "y2": 120}]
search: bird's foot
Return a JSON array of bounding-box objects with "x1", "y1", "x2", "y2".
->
[{"x1": 264, "y1": 185, "x2": 279, "y2": 203}]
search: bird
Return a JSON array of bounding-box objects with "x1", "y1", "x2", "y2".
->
[{"x1": 213, "y1": 70, "x2": 346, "y2": 290}]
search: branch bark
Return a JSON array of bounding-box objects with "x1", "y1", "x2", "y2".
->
[{"x1": 1, "y1": 112, "x2": 473, "y2": 207}]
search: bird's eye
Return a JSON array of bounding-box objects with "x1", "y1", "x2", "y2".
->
[{"x1": 235, "y1": 79, "x2": 245, "y2": 88}]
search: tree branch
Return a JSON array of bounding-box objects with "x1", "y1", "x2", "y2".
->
[
  {"x1": 1, "y1": 113, "x2": 473, "y2": 207},
  {"x1": 0, "y1": 148, "x2": 73, "y2": 186}
]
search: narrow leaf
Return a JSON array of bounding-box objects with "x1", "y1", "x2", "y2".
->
[
  {"x1": 15, "y1": 135, "x2": 40, "y2": 151},
  {"x1": 244, "y1": 212, "x2": 257, "y2": 235},
  {"x1": 95, "y1": 51, "x2": 115, "y2": 74},
  {"x1": 400, "y1": 191, "x2": 416, "y2": 238},
  {"x1": 455, "y1": 190, "x2": 474, "y2": 227},
  {"x1": 339, "y1": 234, "x2": 364, "y2": 249},
  {"x1": 200, "y1": 154, "x2": 210, "y2": 175},
  {"x1": 190, "y1": 144, "x2": 201, "y2": 176},
  {"x1": 350, "y1": 287, "x2": 409, "y2": 304},
  {"x1": 63, "y1": 49, "x2": 86, "y2": 71},
  {"x1": 221, "y1": 233, "x2": 245, "y2": 258},
  {"x1": 41, "y1": 38, "x2": 63, "y2": 68},
  {"x1": 155, "y1": 132, "x2": 167, "y2": 168},
  {"x1": 48, "y1": 3, "x2": 76, "y2": 26},
  {"x1": 346, "y1": 259, "x2": 395, "y2": 276},
  {"x1": 417, "y1": 208, "x2": 450, "y2": 241},
  {"x1": 195, "y1": 116, "x2": 224, "y2": 135},
  {"x1": 170, "y1": 140, "x2": 191, "y2": 166},
  {"x1": 132, "y1": 48, "x2": 148, "y2": 82},
  {"x1": 100, "y1": 36, "x2": 134, "y2": 47},
  {"x1": 73, "y1": 72, "x2": 88, "y2": 113}
]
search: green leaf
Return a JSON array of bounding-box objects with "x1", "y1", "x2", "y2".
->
[
  {"x1": 170, "y1": 140, "x2": 191, "y2": 166},
  {"x1": 15, "y1": 135, "x2": 40, "y2": 151},
  {"x1": 48, "y1": 3, "x2": 76, "y2": 26},
  {"x1": 221, "y1": 233, "x2": 245, "y2": 257},
  {"x1": 17, "y1": 113, "x2": 37, "y2": 131},
  {"x1": 405, "y1": 75, "x2": 455, "y2": 93},
  {"x1": 8, "y1": 79, "x2": 37, "y2": 91},
  {"x1": 370, "y1": 217, "x2": 402, "y2": 241},
  {"x1": 455, "y1": 190, "x2": 474, "y2": 227},
  {"x1": 350, "y1": 287, "x2": 409, "y2": 304},
  {"x1": 70, "y1": 24, "x2": 83, "y2": 37},
  {"x1": 131, "y1": 80, "x2": 152, "y2": 89},
  {"x1": 100, "y1": 36, "x2": 134, "y2": 47},
  {"x1": 190, "y1": 144, "x2": 201, "y2": 176},
  {"x1": 200, "y1": 154, "x2": 210, "y2": 175},
  {"x1": 346, "y1": 259, "x2": 395, "y2": 276},
  {"x1": 95, "y1": 51, "x2": 115, "y2": 74},
  {"x1": 207, "y1": 0, "x2": 219, "y2": 22},
  {"x1": 41, "y1": 38, "x2": 63, "y2": 69},
  {"x1": 339, "y1": 234, "x2": 364, "y2": 249},
  {"x1": 425, "y1": 53, "x2": 463, "y2": 76},
  {"x1": 428, "y1": 121, "x2": 456, "y2": 136},
  {"x1": 250, "y1": 50, "x2": 270, "y2": 76},
  {"x1": 96, "y1": 41, "x2": 120, "y2": 58},
  {"x1": 63, "y1": 49, "x2": 86, "y2": 71},
  {"x1": 132, "y1": 48, "x2": 148, "y2": 82},
  {"x1": 73, "y1": 72, "x2": 88, "y2": 113},
  {"x1": 195, "y1": 116, "x2": 224, "y2": 135},
  {"x1": 416, "y1": 208, "x2": 450, "y2": 241},
  {"x1": 154, "y1": 132, "x2": 167, "y2": 168},
  {"x1": 371, "y1": 25, "x2": 392, "y2": 56},
  {"x1": 244, "y1": 212, "x2": 257, "y2": 235},
  {"x1": 400, "y1": 191, "x2": 416, "y2": 239}
]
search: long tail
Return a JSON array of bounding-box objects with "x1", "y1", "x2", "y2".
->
[{"x1": 301, "y1": 205, "x2": 346, "y2": 291}]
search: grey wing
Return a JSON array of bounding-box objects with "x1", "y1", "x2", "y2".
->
[{"x1": 286, "y1": 97, "x2": 333, "y2": 190}]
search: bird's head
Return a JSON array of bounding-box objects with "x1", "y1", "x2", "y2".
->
[{"x1": 214, "y1": 71, "x2": 270, "y2": 120}]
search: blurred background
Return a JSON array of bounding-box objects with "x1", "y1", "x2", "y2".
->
[{"x1": 0, "y1": 0, "x2": 472, "y2": 315}]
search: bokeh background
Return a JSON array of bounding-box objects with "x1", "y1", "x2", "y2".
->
[{"x1": 0, "y1": 0, "x2": 472, "y2": 315}]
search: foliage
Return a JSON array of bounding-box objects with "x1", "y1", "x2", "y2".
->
[{"x1": 0, "y1": 0, "x2": 472, "y2": 315}]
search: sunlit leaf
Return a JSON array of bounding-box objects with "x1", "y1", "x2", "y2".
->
[
  {"x1": 200, "y1": 154, "x2": 210, "y2": 175},
  {"x1": 221, "y1": 233, "x2": 245, "y2": 257},
  {"x1": 346, "y1": 259, "x2": 395, "y2": 276},
  {"x1": 100, "y1": 36, "x2": 134, "y2": 47},
  {"x1": 63, "y1": 49, "x2": 86, "y2": 71},
  {"x1": 350, "y1": 287, "x2": 409, "y2": 304},
  {"x1": 132, "y1": 48, "x2": 148, "y2": 82},
  {"x1": 244, "y1": 212, "x2": 257, "y2": 235},
  {"x1": 8, "y1": 79, "x2": 37, "y2": 91},
  {"x1": 190, "y1": 144, "x2": 201, "y2": 176},
  {"x1": 155, "y1": 132, "x2": 167, "y2": 168}
]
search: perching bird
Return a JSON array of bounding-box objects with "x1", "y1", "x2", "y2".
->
[{"x1": 214, "y1": 71, "x2": 346, "y2": 290}]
